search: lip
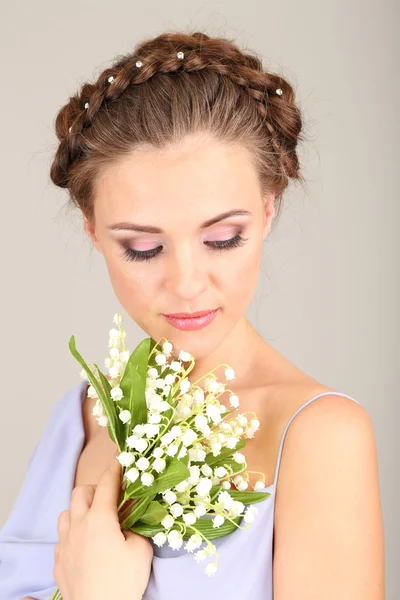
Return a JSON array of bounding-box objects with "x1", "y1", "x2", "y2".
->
[{"x1": 162, "y1": 308, "x2": 219, "y2": 331}]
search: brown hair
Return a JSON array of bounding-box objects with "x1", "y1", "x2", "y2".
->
[{"x1": 50, "y1": 30, "x2": 305, "y2": 224}]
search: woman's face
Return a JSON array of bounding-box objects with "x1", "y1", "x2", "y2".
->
[{"x1": 84, "y1": 134, "x2": 275, "y2": 361}]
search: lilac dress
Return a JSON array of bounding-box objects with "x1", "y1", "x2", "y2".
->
[{"x1": 0, "y1": 380, "x2": 361, "y2": 600}]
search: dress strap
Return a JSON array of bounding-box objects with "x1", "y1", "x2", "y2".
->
[{"x1": 272, "y1": 391, "x2": 361, "y2": 488}]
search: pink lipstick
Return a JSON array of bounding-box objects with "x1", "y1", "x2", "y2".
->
[{"x1": 162, "y1": 308, "x2": 219, "y2": 331}]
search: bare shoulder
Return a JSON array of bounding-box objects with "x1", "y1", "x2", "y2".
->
[{"x1": 272, "y1": 388, "x2": 385, "y2": 598}]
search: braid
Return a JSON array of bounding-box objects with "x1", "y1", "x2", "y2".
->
[{"x1": 51, "y1": 30, "x2": 304, "y2": 215}]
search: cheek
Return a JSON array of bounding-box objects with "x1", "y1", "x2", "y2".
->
[
  {"x1": 220, "y1": 242, "x2": 262, "y2": 303},
  {"x1": 103, "y1": 255, "x2": 157, "y2": 313}
]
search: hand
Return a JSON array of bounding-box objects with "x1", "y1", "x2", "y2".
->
[{"x1": 54, "y1": 457, "x2": 153, "y2": 600}]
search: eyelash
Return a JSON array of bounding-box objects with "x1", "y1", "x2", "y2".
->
[{"x1": 121, "y1": 234, "x2": 249, "y2": 263}]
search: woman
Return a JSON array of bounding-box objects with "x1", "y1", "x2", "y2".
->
[{"x1": 0, "y1": 30, "x2": 384, "y2": 599}]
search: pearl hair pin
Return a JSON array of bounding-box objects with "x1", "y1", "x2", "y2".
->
[{"x1": 76, "y1": 51, "x2": 283, "y2": 125}]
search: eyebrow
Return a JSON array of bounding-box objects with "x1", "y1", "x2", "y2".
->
[{"x1": 107, "y1": 209, "x2": 252, "y2": 234}]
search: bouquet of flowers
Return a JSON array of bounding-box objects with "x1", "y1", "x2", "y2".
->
[{"x1": 50, "y1": 313, "x2": 271, "y2": 599}]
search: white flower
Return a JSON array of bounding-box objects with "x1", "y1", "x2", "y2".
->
[
  {"x1": 192, "y1": 388, "x2": 205, "y2": 405},
  {"x1": 108, "y1": 366, "x2": 120, "y2": 379},
  {"x1": 236, "y1": 414, "x2": 248, "y2": 427},
  {"x1": 206, "y1": 404, "x2": 222, "y2": 425},
  {"x1": 153, "y1": 457, "x2": 166, "y2": 473},
  {"x1": 148, "y1": 411, "x2": 161, "y2": 424},
  {"x1": 141, "y1": 472, "x2": 154, "y2": 486},
  {"x1": 97, "y1": 415, "x2": 108, "y2": 427},
  {"x1": 231, "y1": 500, "x2": 245, "y2": 516},
  {"x1": 177, "y1": 446, "x2": 187, "y2": 459},
  {"x1": 194, "y1": 415, "x2": 208, "y2": 431},
  {"x1": 188, "y1": 465, "x2": 201, "y2": 485},
  {"x1": 196, "y1": 477, "x2": 213, "y2": 498},
  {"x1": 182, "y1": 512, "x2": 197, "y2": 525},
  {"x1": 109, "y1": 328, "x2": 120, "y2": 339},
  {"x1": 250, "y1": 418, "x2": 260, "y2": 432},
  {"x1": 194, "y1": 549, "x2": 208, "y2": 562},
  {"x1": 118, "y1": 409, "x2": 131, "y2": 424},
  {"x1": 170, "y1": 425, "x2": 182, "y2": 438},
  {"x1": 147, "y1": 367, "x2": 159, "y2": 379},
  {"x1": 181, "y1": 428, "x2": 198, "y2": 446},
  {"x1": 136, "y1": 456, "x2": 150, "y2": 471},
  {"x1": 104, "y1": 357, "x2": 112, "y2": 369},
  {"x1": 126, "y1": 434, "x2": 140, "y2": 449},
  {"x1": 110, "y1": 386, "x2": 123, "y2": 401},
  {"x1": 214, "y1": 466, "x2": 227, "y2": 478},
  {"x1": 170, "y1": 503, "x2": 184, "y2": 518},
  {"x1": 226, "y1": 437, "x2": 239, "y2": 450},
  {"x1": 152, "y1": 447, "x2": 164, "y2": 458},
  {"x1": 224, "y1": 367, "x2": 235, "y2": 380},
  {"x1": 237, "y1": 480, "x2": 249, "y2": 491},
  {"x1": 119, "y1": 351, "x2": 129, "y2": 363},
  {"x1": 143, "y1": 423, "x2": 160, "y2": 438},
  {"x1": 162, "y1": 341, "x2": 173, "y2": 355},
  {"x1": 166, "y1": 444, "x2": 178, "y2": 457},
  {"x1": 87, "y1": 385, "x2": 98, "y2": 399},
  {"x1": 179, "y1": 379, "x2": 191, "y2": 394},
  {"x1": 179, "y1": 349, "x2": 192, "y2": 362},
  {"x1": 109, "y1": 347, "x2": 120, "y2": 360},
  {"x1": 161, "y1": 514, "x2": 174, "y2": 529},
  {"x1": 200, "y1": 464, "x2": 213, "y2": 477},
  {"x1": 170, "y1": 360, "x2": 182, "y2": 372},
  {"x1": 243, "y1": 505, "x2": 258, "y2": 524},
  {"x1": 133, "y1": 438, "x2": 149, "y2": 453},
  {"x1": 174, "y1": 480, "x2": 189, "y2": 493},
  {"x1": 152, "y1": 531, "x2": 167, "y2": 547},
  {"x1": 233, "y1": 451, "x2": 246, "y2": 464},
  {"x1": 203, "y1": 377, "x2": 219, "y2": 393},
  {"x1": 164, "y1": 373, "x2": 176, "y2": 385},
  {"x1": 254, "y1": 480, "x2": 266, "y2": 490},
  {"x1": 158, "y1": 401, "x2": 171, "y2": 413},
  {"x1": 132, "y1": 424, "x2": 146, "y2": 436},
  {"x1": 167, "y1": 529, "x2": 183, "y2": 550},
  {"x1": 184, "y1": 533, "x2": 203, "y2": 552},
  {"x1": 92, "y1": 400, "x2": 103, "y2": 417},
  {"x1": 221, "y1": 480, "x2": 231, "y2": 490},
  {"x1": 125, "y1": 467, "x2": 139, "y2": 483},
  {"x1": 79, "y1": 368, "x2": 89, "y2": 381},
  {"x1": 229, "y1": 394, "x2": 240, "y2": 408},
  {"x1": 155, "y1": 353, "x2": 167, "y2": 366},
  {"x1": 163, "y1": 490, "x2": 177, "y2": 505},
  {"x1": 217, "y1": 491, "x2": 234, "y2": 510},
  {"x1": 212, "y1": 514, "x2": 225, "y2": 528},
  {"x1": 210, "y1": 441, "x2": 222, "y2": 456},
  {"x1": 113, "y1": 313, "x2": 122, "y2": 326},
  {"x1": 205, "y1": 563, "x2": 218, "y2": 577},
  {"x1": 160, "y1": 432, "x2": 174, "y2": 446},
  {"x1": 117, "y1": 452, "x2": 135, "y2": 467},
  {"x1": 194, "y1": 503, "x2": 207, "y2": 517}
]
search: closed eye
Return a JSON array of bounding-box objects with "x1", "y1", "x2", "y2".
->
[{"x1": 121, "y1": 233, "x2": 249, "y2": 263}]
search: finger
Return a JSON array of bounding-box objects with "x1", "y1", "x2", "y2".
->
[
  {"x1": 69, "y1": 485, "x2": 96, "y2": 523},
  {"x1": 54, "y1": 540, "x2": 60, "y2": 562},
  {"x1": 90, "y1": 456, "x2": 122, "y2": 514},
  {"x1": 57, "y1": 509, "x2": 70, "y2": 539}
]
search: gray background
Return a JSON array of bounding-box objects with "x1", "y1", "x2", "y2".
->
[{"x1": 0, "y1": 0, "x2": 398, "y2": 597}]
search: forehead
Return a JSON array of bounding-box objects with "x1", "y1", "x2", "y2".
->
[{"x1": 93, "y1": 134, "x2": 261, "y2": 226}]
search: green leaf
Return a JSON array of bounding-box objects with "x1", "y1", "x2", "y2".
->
[
  {"x1": 140, "y1": 501, "x2": 169, "y2": 525},
  {"x1": 120, "y1": 495, "x2": 154, "y2": 529},
  {"x1": 129, "y1": 522, "x2": 165, "y2": 537},
  {"x1": 125, "y1": 457, "x2": 190, "y2": 499},
  {"x1": 120, "y1": 361, "x2": 147, "y2": 432},
  {"x1": 227, "y1": 490, "x2": 271, "y2": 504},
  {"x1": 94, "y1": 364, "x2": 125, "y2": 448},
  {"x1": 182, "y1": 515, "x2": 241, "y2": 540},
  {"x1": 68, "y1": 336, "x2": 122, "y2": 451},
  {"x1": 205, "y1": 438, "x2": 246, "y2": 466}
]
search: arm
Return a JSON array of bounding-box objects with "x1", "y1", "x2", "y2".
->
[{"x1": 273, "y1": 395, "x2": 385, "y2": 600}]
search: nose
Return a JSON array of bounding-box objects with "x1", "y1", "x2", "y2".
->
[{"x1": 163, "y1": 242, "x2": 208, "y2": 303}]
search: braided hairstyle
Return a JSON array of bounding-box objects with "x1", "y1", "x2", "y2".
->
[{"x1": 50, "y1": 30, "x2": 305, "y2": 223}]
